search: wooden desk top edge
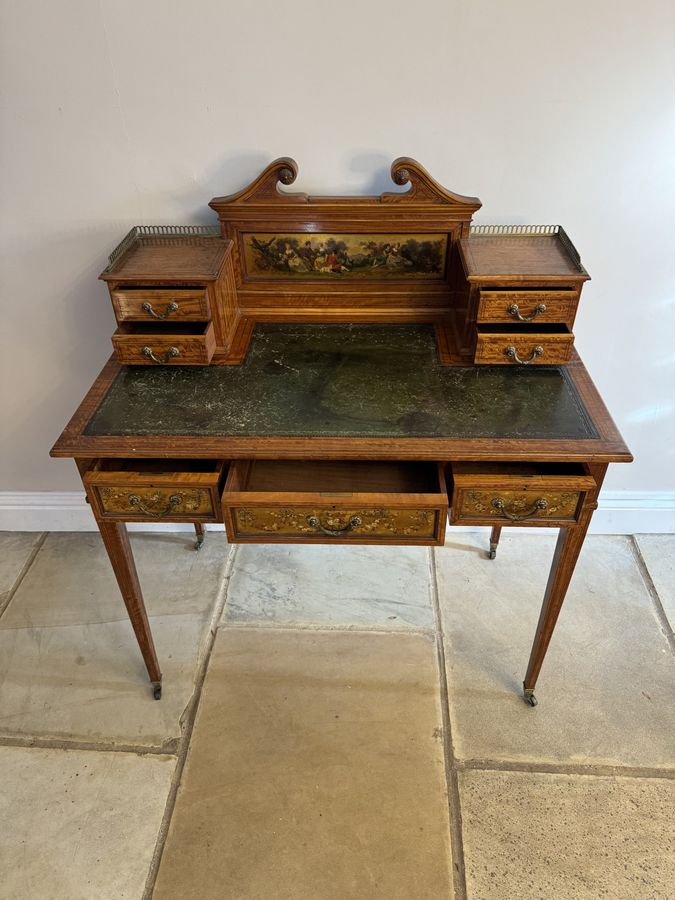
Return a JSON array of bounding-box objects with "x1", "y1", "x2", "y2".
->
[{"x1": 50, "y1": 351, "x2": 632, "y2": 464}]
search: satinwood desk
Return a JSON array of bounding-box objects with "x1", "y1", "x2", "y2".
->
[
  {"x1": 51, "y1": 158, "x2": 632, "y2": 705},
  {"x1": 51, "y1": 322, "x2": 631, "y2": 705}
]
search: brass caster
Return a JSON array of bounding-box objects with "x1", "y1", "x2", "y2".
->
[
  {"x1": 152, "y1": 682, "x2": 162, "y2": 700},
  {"x1": 523, "y1": 690, "x2": 538, "y2": 708},
  {"x1": 488, "y1": 549, "x2": 497, "y2": 560},
  {"x1": 194, "y1": 536, "x2": 204, "y2": 552}
]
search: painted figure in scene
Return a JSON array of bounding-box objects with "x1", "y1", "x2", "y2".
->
[{"x1": 245, "y1": 233, "x2": 446, "y2": 279}]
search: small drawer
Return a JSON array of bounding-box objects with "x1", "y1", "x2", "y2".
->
[
  {"x1": 477, "y1": 289, "x2": 578, "y2": 325},
  {"x1": 474, "y1": 324, "x2": 574, "y2": 366},
  {"x1": 84, "y1": 459, "x2": 227, "y2": 521},
  {"x1": 222, "y1": 460, "x2": 448, "y2": 545},
  {"x1": 110, "y1": 288, "x2": 210, "y2": 323},
  {"x1": 112, "y1": 322, "x2": 216, "y2": 365},
  {"x1": 449, "y1": 462, "x2": 596, "y2": 526}
]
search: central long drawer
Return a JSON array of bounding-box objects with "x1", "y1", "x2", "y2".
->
[{"x1": 221, "y1": 460, "x2": 448, "y2": 545}]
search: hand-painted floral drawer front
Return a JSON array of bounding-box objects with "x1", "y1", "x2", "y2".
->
[
  {"x1": 84, "y1": 459, "x2": 227, "y2": 521},
  {"x1": 449, "y1": 462, "x2": 596, "y2": 527},
  {"x1": 232, "y1": 506, "x2": 439, "y2": 542},
  {"x1": 98, "y1": 486, "x2": 214, "y2": 519},
  {"x1": 455, "y1": 489, "x2": 582, "y2": 524},
  {"x1": 222, "y1": 459, "x2": 448, "y2": 545}
]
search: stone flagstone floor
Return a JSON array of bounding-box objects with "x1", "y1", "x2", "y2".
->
[{"x1": 0, "y1": 530, "x2": 673, "y2": 899}]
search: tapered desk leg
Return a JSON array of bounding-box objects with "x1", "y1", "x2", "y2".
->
[
  {"x1": 97, "y1": 520, "x2": 163, "y2": 699},
  {"x1": 488, "y1": 526, "x2": 502, "y2": 559},
  {"x1": 194, "y1": 522, "x2": 205, "y2": 551},
  {"x1": 522, "y1": 464, "x2": 606, "y2": 707},
  {"x1": 522, "y1": 521, "x2": 590, "y2": 706}
]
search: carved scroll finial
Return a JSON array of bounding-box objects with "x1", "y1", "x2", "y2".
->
[
  {"x1": 384, "y1": 157, "x2": 481, "y2": 209},
  {"x1": 209, "y1": 157, "x2": 306, "y2": 207},
  {"x1": 210, "y1": 156, "x2": 480, "y2": 213},
  {"x1": 278, "y1": 163, "x2": 297, "y2": 185},
  {"x1": 392, "y1": 166, "x2": 411, "y2": 187}
]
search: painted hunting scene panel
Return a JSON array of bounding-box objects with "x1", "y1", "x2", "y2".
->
[{"x1": 242, "y1": 233, "x2": 448, "y2": 279}]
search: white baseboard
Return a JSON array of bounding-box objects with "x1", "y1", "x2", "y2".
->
[
  {"x1": 0, "y1": 490, "x2": 673, "y2": 534},
  {"x1": 0, "y1": 492, "x2": 224, "y2": 533}
]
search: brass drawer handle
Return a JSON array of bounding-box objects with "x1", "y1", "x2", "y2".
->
[
  {"x1": 142, "y1": 346, "x2": 180, "y2": 364},
  {"x1": 128, "y1": 493, "x2": 183, "y2": 517},
  {"x1": 307, "y1": 514, "x2": 362, "y2": 536},
  {"x1": 505, "y1": 345, "x2": 543, "y2": 365},
  {"x1": 142, "y1": 301, "x2": 179, "y2": 320},
  {"x1": 507, "y1": 302, "x2": 546, "y2": 322},
  {"x1": 491, "y1": 497, "x2": 548, "y2": 521}
]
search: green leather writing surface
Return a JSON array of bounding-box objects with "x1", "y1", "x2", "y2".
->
[{"x1": 85, "y1": 325, "x2": 597, "y2": 440}]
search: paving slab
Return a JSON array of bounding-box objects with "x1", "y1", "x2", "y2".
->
[
  {"x1": 0, "y1": 532, "x2": 231, "y2": 747},
  {"x1": 153, "y1": 628, "x2": 453, "y2": 900},
  {"x1": 635, "y1": 534, "x2": 675, "y2": 631},
  {"x1": 1, "y1": 531, "x2": 229, "y2": 627},
  {"x1": 0, "y1": 745, "x2": 174, "y2": 900},
  {"x1": 459, "y1": 769, "x2": 675, "y2": 900},
  {"x1": 224, "y1": 543, "x2": 434, "y2": 630},
  {"x1": 0, "y1": 613, "x2": 208, "y2": 746},
  {"x1": 0, "y1": 532, "x2": 42, "y2": 610},
  {"x1": 436, "y1": 534, "x2": 675, "y2": 767}
]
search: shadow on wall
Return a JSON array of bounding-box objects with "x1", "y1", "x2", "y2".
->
[
  {"x1": 8, "y1": 149, "x2": 456, "y2": 488},
  {"x1": 621, "y1": 294, "x2": 675, "y2": 470},
  {"x1": 348, "y1": 151, "x2": 411, "y2": 195},
  {"x1": 2, "y1": 227, "x2": 121, "y2": 483},
  {"x1": 184, "y1": 149, "x2": 412, "y2": 211},
  {"x1": 181, "y1": 149, "x2": 273, "y2": 222}
]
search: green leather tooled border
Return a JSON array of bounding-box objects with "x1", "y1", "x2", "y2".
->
[{"x1": 85, "y1": 324, "x2": 598, "y2": 441}]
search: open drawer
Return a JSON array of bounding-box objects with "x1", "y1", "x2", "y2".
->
[
  {"x1": 111, "y1": 322, "x2": 216, "y2": 365},
  {"x1": 84, "y1": 459, "x2": 228, "y2": 521},
  {"x1": 222, "y1": 460, "x2": 448, "y2": 545},
  {"x1": 474, "y1": 324, "x2": 574, "y2": 365},
  {"x1": 448, "y1": 462, "x2": 596, "y2": 526}
]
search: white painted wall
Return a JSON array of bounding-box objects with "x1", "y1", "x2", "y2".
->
[{"x1": 1, "y1": 2, "x2": 674, "y2": 515}]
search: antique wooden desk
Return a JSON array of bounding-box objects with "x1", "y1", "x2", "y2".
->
[{"x1": 51, "y1": 159, "x2": 631, "y2": 706}]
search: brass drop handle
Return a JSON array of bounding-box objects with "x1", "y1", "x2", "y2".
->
[
  {"x1": 306, "y1": 514, "x2": 362, "y2": 536},
  {"x1": 142, "y1": 346, "x2": 180, "y2": 364},
  {"x1": 491, "y1": 497, "x2": 548, "y2": 521},
  {"x1": 142, "y1": 301, "x2": 179, "y2": 320},
  {"x1": 128, "y1": 493, "x2": 183, "y2": 517},
  {"x1": 505, "y1": 345, "x2": 544, "y2": 365},
  {"x1": 507, "y1": 302, "x2": 546, "y2": 322}
]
